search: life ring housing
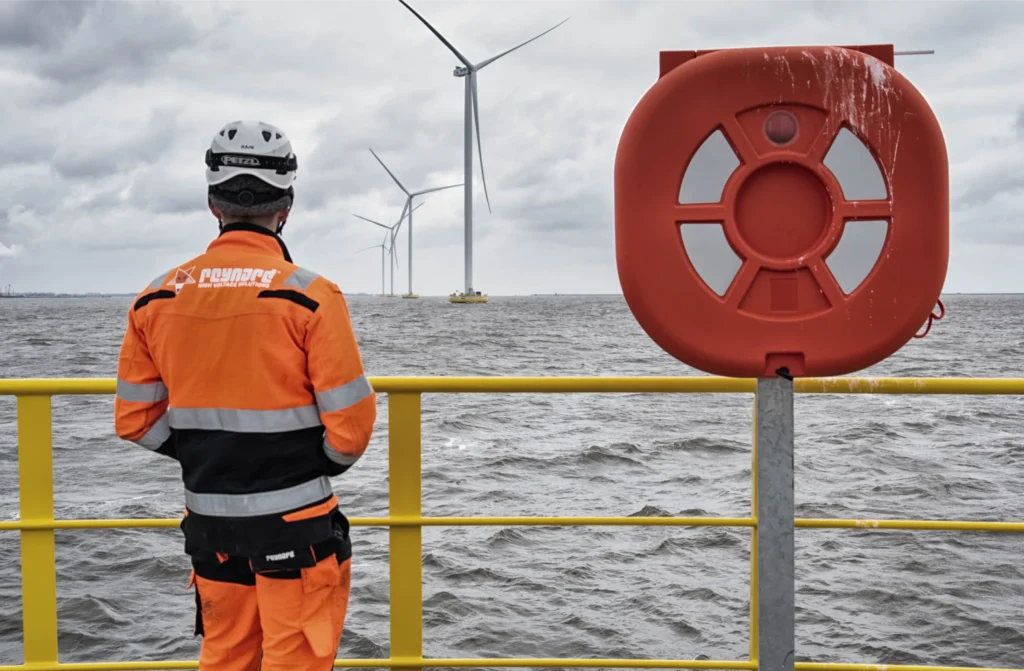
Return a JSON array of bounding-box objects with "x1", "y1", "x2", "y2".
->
[{"x1": 615, "y1": 45, "x2": 948, "y2": 378}]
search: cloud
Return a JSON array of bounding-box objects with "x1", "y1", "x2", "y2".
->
[
  {"x1": 51, "y1": 107, "x2": 185, "y2": 179},
  {"x1": 0, "y1": 242, "x2": 23, "y2": 258},
  {"x1": 0, "y1": 0, "x2": 1022, "y2": 295},
  {"x1": 0, "y1": 1, "x2": 199, "y2": 96},
  {"x1": 0, "y1": 1, "x2": 91, "y2": 51}
]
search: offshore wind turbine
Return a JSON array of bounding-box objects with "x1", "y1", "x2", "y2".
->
[
  {"x1": 354, "y1": 201, "x2": 425, "y2": 296},
  {"x1": 357, "y1": 231, "x2": 391, "y2": 296},
  {"x1": 354, "y1": 212, "x2": 403, "y2": 297},
  {"x1": 368, "y1": 147, "x2": 461, "y2": 298},
  {"x1": 395, "y1": 0, "x2": 569, "y2": 300}
]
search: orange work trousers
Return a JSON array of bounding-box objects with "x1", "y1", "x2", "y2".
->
[{"x1": 189, "y1": 549, "x2": 351, "y2": 671}]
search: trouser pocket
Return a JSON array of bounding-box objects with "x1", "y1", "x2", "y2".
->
[
  {"x1": 254, "y1": 551, "x2": 348, "y2": 666},
  {"x1": 299, "y1": 555, "x2": 344, "y2": 658}
]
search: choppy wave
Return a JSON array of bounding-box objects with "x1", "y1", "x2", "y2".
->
[{"x1": 1, "y1": 294, "x2": 1023, "y2": 668}]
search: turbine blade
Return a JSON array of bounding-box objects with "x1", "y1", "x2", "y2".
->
[
  {"x1": 356, "y1": 244, "x2": 383, "y2": 253},
  {"x1": 368, "y1": 148, "x2": 409, "y2": 195},
  {"x1": 353, "y1": 213, "x2": 390, "y2": 230},
  {"x1": 414, "y1": 183, "x2": 462, "y2": 196},
  {"x1": 396, "y1": 0, "x2": 473, "y2": 68},
  {"x1": 412, "y1": 200, "x2": 427, "y2": 212},
  {"x1": 471, "y1": 75, "x2": 491, "y2": 213},
  {"x1": 474, "y1": 17, "x2": 570, "y2": 70},
  {"x1": 395, "y1": 199, "x2": 411, "y2": 227}
]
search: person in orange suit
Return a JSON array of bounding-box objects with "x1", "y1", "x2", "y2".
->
[{"x1": 114, "y1": 120, "x2": 376, "y2": 671}]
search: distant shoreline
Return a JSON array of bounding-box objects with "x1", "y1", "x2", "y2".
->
[
  {"x1": 1, "y1": 292, "x2": 1021, "y2": 299},
  {"x1": 0, "y1": 292, "x2": 374, "y2": 298}
]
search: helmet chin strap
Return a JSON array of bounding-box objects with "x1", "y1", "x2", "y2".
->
[
  {"x1": 277, "y1": 191, "x2": 293, "y2": 235},
  {"x1": 276, "y1": 194, "x2": 292, "y2": 236}
]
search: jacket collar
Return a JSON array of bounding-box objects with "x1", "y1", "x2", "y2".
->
[{"x1": 208, "y1": 223, "x2": 293, "y2": 262}]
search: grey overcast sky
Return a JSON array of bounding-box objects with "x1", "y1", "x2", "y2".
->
[{"x1": 0, "y1": 0, "x2": 1022, "y2": 295}]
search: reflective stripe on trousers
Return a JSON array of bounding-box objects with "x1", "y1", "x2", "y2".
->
[{"x1": 185, "y1": 475, "x2": 334, "y2": 517}]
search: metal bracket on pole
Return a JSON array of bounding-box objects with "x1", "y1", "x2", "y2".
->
[{"x1": 756, "y1": 374, "x2": 795, "y2": 671}]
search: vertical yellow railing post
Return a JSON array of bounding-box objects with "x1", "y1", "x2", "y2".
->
[
  {"x1": 18, "y1": 394, "x2": 59, "y2": 665},
  {"x1": 388, "y1": 393, "x2": 423, "y2": 670},
  {"x1": 749, "y1": 391, "x2": 759, "y2": 664}
]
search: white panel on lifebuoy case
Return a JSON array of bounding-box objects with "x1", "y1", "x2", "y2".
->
[
  {"x1": 678, "y1": 129, "x2": 740, "y2": 204},
  {"x1": 680, "y1": 223, "x2": 743, "y2": 296},
  {"x1": 824, "y1": 219, "x2": 889, "y2": 294},
  {"x1": 823, "y1": 128, "x2": 888, "y2": 201}
]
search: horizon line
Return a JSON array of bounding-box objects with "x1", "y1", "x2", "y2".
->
[{"x1": 3, "y1": 292, "x2": 1023, "y2": 298}]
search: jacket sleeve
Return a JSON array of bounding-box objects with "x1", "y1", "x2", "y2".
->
[
  {"x1": 114, "y1": 300, "x2": 176, "y2": 459},
  {"x1": 306, "y1": 281, "x2": 376, "y2": 476}
]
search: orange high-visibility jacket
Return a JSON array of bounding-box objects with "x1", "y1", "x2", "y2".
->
[{"x1": 114, "y1": 223, "x2": 376, "y2": 556}]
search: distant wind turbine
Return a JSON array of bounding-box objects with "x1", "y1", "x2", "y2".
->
[
  {"x1": 354, "y1": 201, "x2": 425, "y2": 296},
  {"x1": 368, "y1": 147, "x2": 461, "y2": 298},
  {"x1": 356, "y1": 231, "x2": 391, "y2": 296},
  {"x1": 395, "y1": 0, "x2": 569, "y2": 297}
]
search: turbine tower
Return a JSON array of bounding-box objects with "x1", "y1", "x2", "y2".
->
[
  {"x1": 357, "y1": 231, "x2": 391, "y2": 296},
  {"x1": 368, "y1": 147, "x2": 461, "y2": 298},
  {"x1": 395, "y1": 0, "x2": 569, "y2": 299}
]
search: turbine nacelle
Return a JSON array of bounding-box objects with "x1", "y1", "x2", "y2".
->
[{"x1": 454, "y1": 66, "x2": 470, "y2": 77}]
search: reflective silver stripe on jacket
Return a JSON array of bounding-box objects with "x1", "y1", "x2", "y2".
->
[
  {"x1": 323, "y1": 437, "x2": 360, "y2": 467},
  {"x1": 316, "y1": 375, "x2": 373, "y2": 414},
  {"x1": 147, "y1": 270, "x2": 170, "y2": 290},
  {"x1": 282, "y1": 266, "x2": 320, "y2": 290},
  {"x1": 116, "y1": 379, "x2": 168, "y2": 403},
  {"x1": 185, "y1": 475, "x2": 333, "y2": 517},
  {"x1": 134, "y1": 412, "x2": 171, "y2": 451},
  {"x1": 168, "y1": 405, "x2": 322, "y2": 432}
]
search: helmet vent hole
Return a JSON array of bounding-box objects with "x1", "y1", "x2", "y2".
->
[
  {"x1": 227, "y1": 129, "x2": 237, "y2": 140},
  {"x1": 276, "y1": 133, "x2": 282, "y2": 140},
  {"x1": 262, "y1": 131, "x2": 272, "y2": 142},
  {"x1": 219, "y1": 130, "x2": 225, "y2": 136}
]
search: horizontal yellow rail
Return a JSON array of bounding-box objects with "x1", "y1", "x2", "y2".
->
[
  {"x1": 2, "y1": 516, "x2": 1022, "y2": 532},
  {"x1": 3, "y1": 376, "x2": 1024, "y2": 396},
  {"x1": 4, "y1": 377, "x2": 1022, "y2": 671},
  {"x1": 0, "y1": 660, "x2": 1019, "y2": 671}
]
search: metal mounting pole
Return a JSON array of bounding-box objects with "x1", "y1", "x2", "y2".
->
[{"x1": 756, "y1": 375, "x2": 795, "y2": 671}]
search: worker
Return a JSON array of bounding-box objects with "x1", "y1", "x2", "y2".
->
[{"x1": 114, "y1": 120, "x2": 376, "y2": 671}]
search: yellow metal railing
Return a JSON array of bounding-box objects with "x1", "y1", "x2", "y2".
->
[{"x1": 1, "y1": 376, "x2": 1023, "y2": 671}]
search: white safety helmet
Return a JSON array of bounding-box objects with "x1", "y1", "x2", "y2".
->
[{"x1": 205, "y1": 120, "x2": 297, "y2": 190}]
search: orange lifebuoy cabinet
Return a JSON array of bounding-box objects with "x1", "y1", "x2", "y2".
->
[{"x1": 615, "y1": 45, "x2": 948, "y2": 378}]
